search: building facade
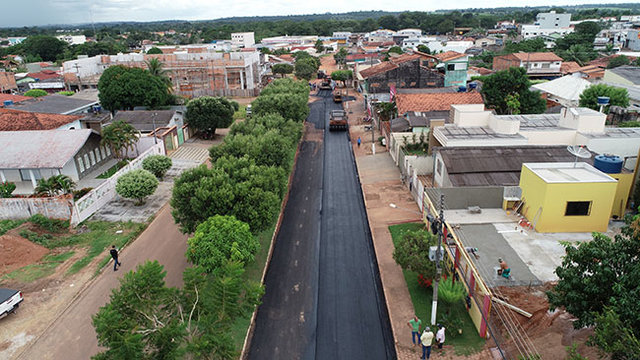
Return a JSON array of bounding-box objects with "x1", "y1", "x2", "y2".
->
[{"x1": 231, "y1": 32, "x2": 255, "y2": 48}]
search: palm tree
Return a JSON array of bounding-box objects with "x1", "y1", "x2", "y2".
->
[
  {"x1": 101, "y1": 120, "x2": 140, "y2": 160},
  {"x1": 145, "y1": 58, "x2": 172, "y2": 91},
  {"x1": 34, "y1": 175, "x2": 76, "y2": 197}
]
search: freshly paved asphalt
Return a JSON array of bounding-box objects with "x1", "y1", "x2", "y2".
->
[{"x1": 248, "y1": 91, "x2": 395, "y2": 359}]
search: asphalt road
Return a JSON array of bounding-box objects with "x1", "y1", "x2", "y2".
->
[
  {"x1": 248, "y1": 91, "x2": 395, "y2": 359},
  {"x1": 16, "y1": 206, "x2": 189, "y2": 360}
]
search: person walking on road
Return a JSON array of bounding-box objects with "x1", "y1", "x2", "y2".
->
[
  {"x1": 110, "y1": 245, "x2": 122, "y2": 271},
  {"x1": 407, "y1": 315, "x2": 422, "y2": 347},
  {"x1": 357, "y1": 137, "x2": 361, "y2": 148},
  {"x1": 420, "y1": 326, "x2": 434, "y2": 359},
  {"x1": 436, "y1": 324, "x2": 446, "y2": 351}
]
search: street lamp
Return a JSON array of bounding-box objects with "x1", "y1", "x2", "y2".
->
[{"x1": 151, "y1": 112, "x2": 158, "y2": 144}]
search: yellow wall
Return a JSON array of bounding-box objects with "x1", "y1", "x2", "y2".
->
[
  {"x1": 519, "y1": 166, "x2": 617, "y2": 232},
  {"x1": 610, "y1": 173, "x2": 634, "y2": 218}
]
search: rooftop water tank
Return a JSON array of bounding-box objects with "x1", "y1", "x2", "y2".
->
[
  {"x1": 594, "y1": 154, "x2": 623, "y2": 174},
  {"x1": 3, "y1": 100, "x2": 13, "y2": 107}
]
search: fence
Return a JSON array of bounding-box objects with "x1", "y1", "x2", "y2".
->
[
  {"x1": 0, "y1": 196, "x2": 73, "y2": 220},
  {"x1": 70, "y1": 143, "x2": 165, "y2": 226}
]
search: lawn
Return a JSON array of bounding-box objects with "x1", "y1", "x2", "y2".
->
[
  {"x1": 0, "y1": 219, "x2": 25, "y2": 236},
  {"x1": 389, "y1": 222, "x2": 485, "y2": 356},
  {"x1": 97, "y1": 160, "x2": 130, "y2": 179}
]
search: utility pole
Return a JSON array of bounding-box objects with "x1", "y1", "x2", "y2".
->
[
  {"x1": 431, "y1": 193, "x2": 445, "y2": 326},
  {"x1": 152, "y1": 112, "x2": 158, "y2": 144}
]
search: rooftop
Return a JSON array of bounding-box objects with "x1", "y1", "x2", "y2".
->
[
  {"x1": 110, "y1": 110, "x2": 179, "y2": 132},
  {"x1": 510, "y1": 52, "x2": 563, "y2": 62},
  {"x1": 437, "y1": 124, "x2": 526, "y2": 140},
  {"x1": 433, "y1": 51, "x2": 467, "y2": 62},
  {"x1": 0, "y1": 93, "x2": 31, "y2": 105},
  {"x1": 6, "y1": 94, "x2": 98, "y2": 115},
  {"x1": 524, "y1": 162, "x2": 617, "y2": 183},
  {"x1": 531, "y1": 75, "x2": 592, "y2": 102},
  {"x1": 608, "y1": 65, "x2": 640, "y2": 84},
  {"x1": 396, "y1": 92, "x2": 483, "y2": 114},
  {"x1": 0, "y1": 129, "x2": 94, "y2": 169},
  {"x1": 0, "y1": 108, "x2": 82, "y2": 131}
]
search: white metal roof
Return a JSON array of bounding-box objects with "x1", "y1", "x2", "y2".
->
[
  {"x1": 0, "y1": 129, "x2": 93, "y2": 169},
  {"x1": 531, "y1": 75, "x2": 592, "y2": 102},
  {"x1": 524, "y1": 162, "x2": 617, "y2": 183}
]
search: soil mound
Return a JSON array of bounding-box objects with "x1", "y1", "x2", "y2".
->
[{"x1": 0, "y1": 234, "x2": 48, "y2": 276}]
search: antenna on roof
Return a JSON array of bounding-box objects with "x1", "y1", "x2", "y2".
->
[{"x1": 567, "y1": 145, "x2": 591, "y2": 168}]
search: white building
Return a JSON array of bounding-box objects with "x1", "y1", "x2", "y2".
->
[
  {"x1": 231, "y1": 32, "x2": 255, "y2": 48},
  {"x1": 427, "y1": 41, "x2": 474, "y2": 54},
  {"x1": 402, "y1": 37, "x2": 437, "y2": 49},
  {"x1": 57, "y1": 35, "x2": 87, "y2": 45},
  {"x1": 332, "y1": 31, "x2": 352, "y2": 39},
  {"x1": 260, "y1": 35, "x2": 317, "y2": 46},
  {"x1": 432, "y1": 104, "x2": 640, "y2": 170},
  {"x1": 620, "y1": 15, "x2": 640, "y2": 22},
  {"x1": 521, "y1": 11, "x2": 574, "y2": 39},
  {"x1": 364, "y1": 29, "x2": 396, "y2": 42},
  {"x1": 397, "y1": 29, "x2": 423, "y2": 37}
]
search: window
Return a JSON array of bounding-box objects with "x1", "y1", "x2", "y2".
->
[
  {"x1": 446, "y1": 64, "x2": 455, "y2": 71},
  {"x1": 94, "y1": 148, "x2": 101, "y2": 162},
  {"x1": 84, "y1": 154, "x2": 90, "y2": 169},
  {"x1": 565, "y1": 201, "x2": 592, "y2": 216},
  {"x1": 106, "y1": 146, "x2": 111, "y2": 156},
  {"x1": 100, "y1": 146, "x2": 106, "y2": 159},
  {"x1": 89, "y1": 151, "x2": 96, "y2": 166},
  {"x1": 20, "y1": 169, "x2": 42, "y2": 181},
  {"x1": 77, "y1": 157, "x2": 85, "y2": 172}
]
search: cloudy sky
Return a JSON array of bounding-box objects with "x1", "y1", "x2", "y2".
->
[{"x1": 1, "y1": 0, "x2": 631, "y2": 27}]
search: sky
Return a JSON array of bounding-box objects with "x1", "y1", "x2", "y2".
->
[{"x1": 1, "y1": 0, "x2": 633, "y2": 28}]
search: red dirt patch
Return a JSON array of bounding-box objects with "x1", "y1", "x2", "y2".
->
[{"x1": 0, "y1": 234, "x2": 48, "y2": 276}]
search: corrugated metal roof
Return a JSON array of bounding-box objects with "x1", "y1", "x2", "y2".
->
[{"x1": 0, "y1": 129, "x2": 93, "y2": 169}]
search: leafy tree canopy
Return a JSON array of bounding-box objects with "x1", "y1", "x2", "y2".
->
[
  {"x1": 480, "y1": 67, "x2": 546, "y2": 115},
  {"x1": 115, "y1": 169, "x2": 159, "y2": 205},
  {"x1": 21, "y1": 35, "x2": 67, "y2": 61},
  {"x1": 579, "y1": 84, "x2": 629, "y2": 113},
  {"x1": 272, "y1": 63, "x2": 294, "y2": 77},
  {"x1": 186, "y1": 96, "x2": 236, "y2": 134},
  {"x1": 146, "y1": 46, "x2": 163, "y2": 54},
  {"x1": 24, "y1": 89, "x2": 48, "y2": 98},
  {"x1": 100, "y1": 120, "x2": 139, "y2": 160},
  {"x1": 607, "y1": 55, "x2": 630, "y2": 69},
  {"x1": 98, "y1": 65, "x2": 171, "y2": 112},
  {"x1": 252, "y1": 93, "x2": 309, "y2": 122},
  {"x1": 392, "y1": 228, "x2": 437, "y2": 279}
]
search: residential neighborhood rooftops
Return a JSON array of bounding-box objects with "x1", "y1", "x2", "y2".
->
[
  {"x1": 437, "y1": 146, "x2": 595, "y2": 187},
  {"x1": 524, "y1": 162, "x2": 617, "y2": 183},
  {"x1": 110, "y1": 110, "x2": 179, "y2": 132},
  {"x1": 0, "y1": 93, "x2": 31, "y2": 105},
  {"x1": 6, "y1": 94, "x2": 98, "y2": 115},
  {"x1": 0, "y1": 129, "x2": 94, "y2": 169},
  {"x1": 0, "y1": 108, "x2": 82, "y2": 131},
  {"x1": 26, "y1": 69, "x2": 61, "y2": 80},
  {"x1": 396, "y1": 92, "x2": 483, "y2": 114},
  {"x1": 607, "y1": 65, "x2": 640, "y2": 85},
  {"x1": 433, "y1": 51, "x2": 467, "y2": 62}
]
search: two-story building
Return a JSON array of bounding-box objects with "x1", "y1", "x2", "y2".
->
[
  {"x1": 433, "y1": 51, "x2": 469, "y2": 87},
  {"x1": 521, "y1": 11, "x2": 574, "y2": 39},
  {"x1": 492, "y1": 52, "x2": 563, "y2": 79},
  {"x1": 231, "y1": 32, "x2": 255, "y2": 48}
]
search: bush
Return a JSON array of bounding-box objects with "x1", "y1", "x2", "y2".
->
[
  {"x1": 187, "y1": 215, "x2": 259, "y2": 273},
  {"x1": 24, "y1": 89, "x2": 48, "y2": 98},
  {"x1": 142, "y1": 155, "x2": 172, "y2": 179},
  {"x1": 29, "y1": 214, "x2": 68, "y2": 232},
  {"x1": 0, "y1": 182, "x2": 16, "y2": 198},
  {"x1": 57, "y1": 91, "x2": 75, "y2": 96},
  {"x1": 19, "y1": 229, "x2": 54, "y2": 247},
  {"x1": 73, "y1": 187, "x2": 93, "y2": 200},
  {"x1": 115, "y1": 169, "x2": 159, "y2": 205}
]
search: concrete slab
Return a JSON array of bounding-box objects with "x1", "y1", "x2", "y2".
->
[
  {"x1": 456, "y1": 224, "x2": 542, "y2": 287},
  {"x1": 445, "y1": 208, "x2": 519, "y2": 225},
  {"x1": 357, "y1": 154, "x2": 403, "y2": 185}
]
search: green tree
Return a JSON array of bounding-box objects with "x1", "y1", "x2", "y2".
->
[
  {"x1": 100, "y1": 120, "x2": 139, "y2": 160},
  {"x1": 145, "y1": 58, "x2": 172, "y2": 90},
  {"x1": 387, "y1": 46, "x2": 404, "y2": 55},
  {"x1": 417, "y1": 44, "x2": 430, "y2": 54},
  {"x1": 187, "y1": 215, "x2": 259, "y2": 273},
  {"x1": 480, "y1": 67, "x2": 546, "y2": 115},
  {"x1": 438, "y1": 277, "x2": 465, "y2": 305},
  {"x1": 392, "y1": 229, "x2": 437, "y2": 280},
  {"x1": 186, "y1": 96, "x2": 236, "y2": 135},
  {"x1": 579, "y1": 84, "x2": 629, "y2": 113},
  {"x1": 252, "y1": 93, "x2": 309, "y2": 122},
  {"x1": 92, "y1": 260, "x2": 263, "y2": 360},
  {"x1": 272, "y1": 63, "x2": 294, "y2": 78},
  {"x1": 21, "y1": 35, "x2": 67, "y2": 61},
  {"x1": 146, "y1": 47, "x2": 163, "y2": 54},
  {"x1": 589, "y1": 307, "x2": 640, "y2": 359},
  {"x1": 503, "y1": 38, "x2": 547, "y2": 53},
  {"x1": 34, "y1": 175, "x2": 76, "y2": 197},
  {"x1": 333, "y1": 47, "x2": 348, "y2": 67},
  {"x1": 24, "y1": 89, "x2": 48, "y2": 98},
  {"x1": 330, "y1": 70, "x2": 353, "y2": 86},
  {"x1": 115, "y1": 169, "x2": 159, "y2": 205},
  {"x1": 98, "y1": 65, "x2": 171, "y2": 112},
  {"x1": 607, "y1": 55, "x2": 630, "y2": 69},
  {"x1": 142, "y1": 155, "x2": 172, "y2": 179},
  {"x1": 505, "y1": 93, "x2": 521, "y2": 115},
  {"x1": 314, "y1": 39, "x2": 325, "y2": 53},
  {"x1": 294, "y1": 57, "x2": 317, "y2": 80},
  {"x1": 555, "y1": 44, "x2": 597, "y2": 66}
]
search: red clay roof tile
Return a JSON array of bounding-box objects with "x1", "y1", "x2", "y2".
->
[{"x1": 396, "y1": 92, "x2": 484, "y2": 114}]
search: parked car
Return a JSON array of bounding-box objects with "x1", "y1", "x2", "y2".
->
[
  {"x1": 246, "y1": 104, "x2": 252, "y2": 118},
  {"x1": 0, "y1": 288, "x2": 23, "y2": 319}
]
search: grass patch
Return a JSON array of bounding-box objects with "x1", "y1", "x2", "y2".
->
[
  {"x1": 230, "y1": 224, "x2": 276, "y2": 350},
  {"x1": 389, "y1": 223, "x2": 485, "y2": 356},
  {"x1": 96, "y1": 160, "x2": 130, "y2": 179},
  {"x1": 2, "y1": 251, "x2": 75, "y2": 283},
  {"x1": 0, "y1": 219, "x2": 25, "y2": 236},
  {"x1": 66, "y1": 221, "x2": 147, "y2": 276}
]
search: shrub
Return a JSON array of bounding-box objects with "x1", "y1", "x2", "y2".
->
[
  {"x1": 34, "y1": 175, "x2": 76, "y2": 197},
  {"x1": 187, "y1": 215, "x2": 259, "y2": 273},
  {"x1": 57, "y1": 91, "x2": 75, "y2": 96},
  {"x1": 73, "y1": 187, "x2": 93, "y2": 200},
  {"x1": 24, "y1": 89, "x2": 48, "y2": 98},
  {"x1": 115, "y1": 169, "x2": 159, "y2": 205},
  {"x1": 19, "y1": 229, "x2": 54, "y2": 246},
  {"x1": 29, "y1": 214, "x2": 69, "y2": 232},
  {"x1": 0, "y1": 182, "x2": 16, "y2": 198},
  {"x1": 142, "y1": 155, "x2": 172, "y2": 179}
]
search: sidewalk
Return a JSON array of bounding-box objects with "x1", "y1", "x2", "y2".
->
[{"x1": 348, "y1": 92, "x2": 495, "y2": 360}]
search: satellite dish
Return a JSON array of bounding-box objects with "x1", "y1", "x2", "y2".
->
[{"x1": 567, "y1": 145, "x2": 591, "y2": 167}]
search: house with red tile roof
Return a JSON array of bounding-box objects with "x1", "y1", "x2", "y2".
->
[
  {"x1": 0, "y1": 93, "x2": 31, "y2": 106},
  {"x1": 492, "y1": 52, "x2": 563, "y2": 79},
  {"x1": 0, "y1": 108, "x2": 83, "y2": 131},
  {"x1": 0, "y1": 72, "x2": 18, "y2": 94},
  {"x1": 396, "y1": 92, "x2": 484, "y2": 115}
]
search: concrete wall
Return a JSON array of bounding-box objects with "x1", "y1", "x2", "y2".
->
[
  {"x1": 436, "y1": 187, "x2": 504, "y2": 209},
  {"x1": 583, "y1": 135, "x2": 640, "y2": 170},
  {"x1": 0, "y1": 196, "x2": 73, "y2": 220},
  {"x1": 610, "y1": 173, "x2": 634, "y2": 218}
]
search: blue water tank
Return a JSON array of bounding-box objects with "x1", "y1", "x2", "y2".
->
[
  {"x1": 3, "y1": 100, "x2": 13, "y2": 107},
  {"x1": 597, "y1": 96, "x2": 610, "y2": 105},
  {"x1": 457, "y1": 86, "x2": 467, "y2": 93},
  {"x1": 594, "y1": 154, "x2": 623, "y2": 173}
]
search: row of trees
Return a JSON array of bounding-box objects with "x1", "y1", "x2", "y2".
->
[{"x1": 293, "y1": 52, "x2": 321, "y2": 81}]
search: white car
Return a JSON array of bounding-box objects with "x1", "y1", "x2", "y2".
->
[
  {"x1": 0, "y1": 289, "x2": 23, "y2": 319},
  {"x1": 246, "y1": 104, "x2": 252, "y2": 118}
]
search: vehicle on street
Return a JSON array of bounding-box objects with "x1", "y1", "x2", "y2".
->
[
  {"x1": 319, "y1": 77, "x2": 332, "y2": 91},
  {"x1": 329, "y1": 109, "x2": 348, "y2": 131},
  {"x1": 0, "y1": 288, "x2": 23, "y2": 319},
  {"x1": 333, "y1": 90, "x2": 343, "y2": 103},
  {"x1": 246, "y1": 104, "x2": 252, "y2": 118}
]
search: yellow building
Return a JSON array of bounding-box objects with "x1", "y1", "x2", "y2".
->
[
  {"x1": 519, "y1": 162, "x2": 618, "y2": 233},
  {"x1": 609, "y1": 173, "x2": 634, "y2": 219}
]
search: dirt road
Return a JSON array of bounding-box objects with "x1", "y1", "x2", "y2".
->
[{"x1": 15, "y1": 205, "x2": 189, "y2": 360}]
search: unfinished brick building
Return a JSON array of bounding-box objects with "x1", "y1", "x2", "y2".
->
[
  {"x1": 63, "y1": 51, "x2": 263, "y2": 98},
  {"x1": 359, "y1": 53, "x2": 445, "y2": 94}
]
